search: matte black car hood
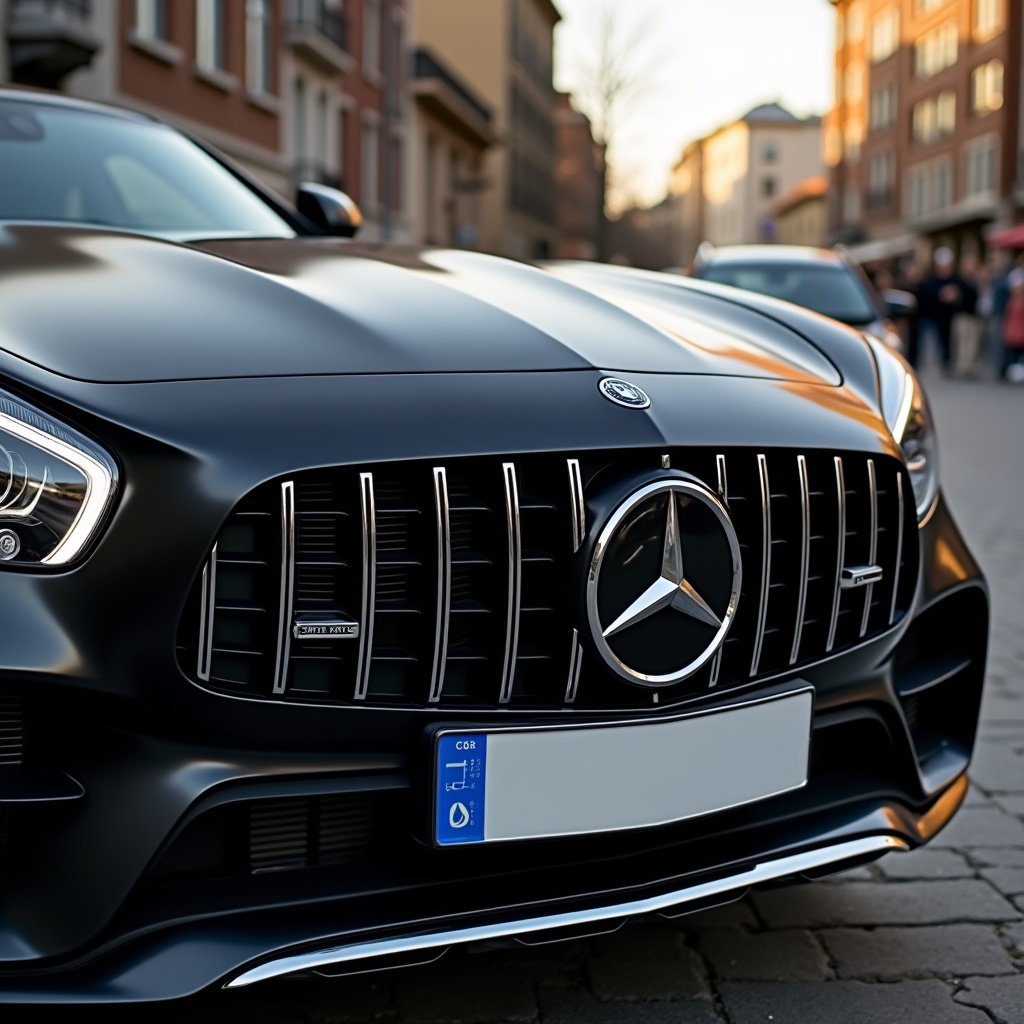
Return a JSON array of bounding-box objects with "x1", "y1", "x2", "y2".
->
[{"x1": 0, "y1": 226, "x2": 840, "y2": 385}]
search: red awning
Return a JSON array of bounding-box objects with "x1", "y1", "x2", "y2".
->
[{"x1": 988, "y1": 223, "x2": 1024, "y2": 249}]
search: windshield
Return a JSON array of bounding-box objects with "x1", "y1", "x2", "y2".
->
[
  {"x1": 698, "y1": 261, "x2": 880, "y2": 326},
  {"x1": 0, "y1": 98, "x2": 296, "y2": 241}
]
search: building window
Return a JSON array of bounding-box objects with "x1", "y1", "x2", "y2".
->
[
  {"x1": 825, "y1": 125, "x2": 843, "y2": 167},
  {"x1": 762, "y1": 177, "x2": 777, "y2": 198},
  {"x1": 916, "y1": 0, "x2": 949, "y2": 11},
  {"x1": 848, "y1": 1, "x2": 865, "y2": 43},
  {"x1": 974, "y1": 0, "x2": 1003, "y2": 40},
  {"x1": 363, "y1": 0, "x2": 381, "y2": 79},
  {"x1": 843, "y1": 186, "x2": 861, "y2": 226},
  {"x1": 245, "y1": 0, "x2": 271, "y2": 95},
  {"x1": 845, "y1": 121, "x2": 864, "y2": 164},
  {"x1": 292, "y1": 77, "x2": 307, "y2": 165},
  {"x1": 361, "y1": 120, "x2": 379, "y2": 207},
  {"x1": 845, "y1": 63, "x2": 864, "y2": 104},
  {"x1": 965, "y1": 137, "x2": 999, "y2": 197},
  {"x1": 914, "y1": 23, "x2": 957, "y2": 79},
  {"x1": 971, "y1": 60, "x2": 1004, "y2": 115},
  {"x1": 869, "y1": 8, "x2": 899, "y2": 64},
  {"x1": 762, "y1": 141, "x2": 778, "y2": 164},
  {"x1": 316, "y1": 90, "x2": 329, "y2": 176},
  {"x1": 195, "y1": 0, "x2": 225, "y2": 72},
  {"x1": 868, "y1": 150, "x2": 895, "y2": 209},
  {"x1": 835, "y1": 7, "x2": 845, "y2": 48},
  {"x1": 913, "y1": 90, "x2": 955, "y2": 144},
  {"x1": 870, "y1": 82, "x2": 898, "y2": 132},
  {"x1": 135, "y1": 0, "x2": 168, "y2": 40},
  {"x1": 907, "y1": 159, "x2": 954, "y2": 221}
]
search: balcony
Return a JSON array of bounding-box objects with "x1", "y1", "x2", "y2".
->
[
  {"x1": 6, "y1": 0, "x2": 100, "y2": 88},
  {"x1": 410, "y1": 48, "x2": 497, "y2": 149},
  {"x1": 285, "y1": 0, "x2": 352, "y2": 74}
]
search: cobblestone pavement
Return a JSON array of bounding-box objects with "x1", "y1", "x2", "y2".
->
[{"x1": 30, "y1": 369, "x2": 1024, "y2": 1024}]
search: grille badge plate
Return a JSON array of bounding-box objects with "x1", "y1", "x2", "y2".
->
[{"x1": 293, "y1": 618, "x2": 360, "y2": 640}]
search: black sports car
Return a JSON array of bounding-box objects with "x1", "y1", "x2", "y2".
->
[{"x1": 0, "y1": 90, "x2": 987, "y2": 1003}]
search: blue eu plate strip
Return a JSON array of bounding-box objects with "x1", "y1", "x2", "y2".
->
[{"x1": 435, "y1": 733, "x2": 487, "y2": 845}]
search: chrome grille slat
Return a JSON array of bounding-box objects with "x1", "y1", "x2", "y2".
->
[
  {"x1": 428, "y1": 467, "x2": 451, "y2": 703},
  {"x1": 789, "y1": 455, "x2": 810, "y2": 665},
  {"x1": 860, "y1": 459, "x2": 878, "y2": 638},
  {"x1": 182, "y1": 449, "x2": 916, "y2": 710},
  {"x1": 749, "y1": 453, "x2": 771, "y2": 677},
  {"x1": 353, "y1": 472, "x2": 376, "y2": 701},
  {"x1": 498, "y1": 462, "x2": 522, "y2": 705},
  {"x1": 826, "y1": 457, "x2": 846, "y2": 653},
  {"x1": 272, "y1": 484, "x2": 295, "y2": 695},
  {"x1": 196, "y1": 543, "x2": 217, "y2": 682}
]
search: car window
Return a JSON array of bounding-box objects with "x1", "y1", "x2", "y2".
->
[
  {"x1": 0, "y1": 98, "x2": 295, "y2": 240},
  {"x1": 698, "y1": 262, "x2": 879, "y2": 325}
]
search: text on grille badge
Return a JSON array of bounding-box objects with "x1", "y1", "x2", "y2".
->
[{"x1": 292, "y1": 619, "x2": 360, "y2": 640}]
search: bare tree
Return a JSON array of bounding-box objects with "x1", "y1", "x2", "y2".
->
[{"x1": 566, "y1": 3, "x2": 664, "y2": 259}]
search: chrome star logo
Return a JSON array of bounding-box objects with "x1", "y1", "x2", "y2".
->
[{"x1": 586, "y1": 477, "x2": 742, "y2": 687}]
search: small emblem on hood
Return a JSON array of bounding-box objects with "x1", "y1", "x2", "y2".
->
[{"x1": 599, "y1": 378, "x2": 650, "y2": 409}]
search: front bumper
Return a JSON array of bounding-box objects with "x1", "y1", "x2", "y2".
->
[{"x1": 0, "y1": 484, "x2": 988, "y2": 1002}]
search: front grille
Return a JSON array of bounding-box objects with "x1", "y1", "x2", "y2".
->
[
  {"x1": 177, "y1": 449, "x2": 917, "y2": 711},
  {"x1": 0, "y1": 695, "x2": 23, "y2": 765}
]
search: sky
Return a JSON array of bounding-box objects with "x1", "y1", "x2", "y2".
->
[{"x1": 553, "y1": 0, "x2": 836, "y2": 211}]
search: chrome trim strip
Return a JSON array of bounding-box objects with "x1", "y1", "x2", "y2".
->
[
  {"x1": 354, "y1": 473, "x2": 376, "y2": 701},
  {"x1": 826, "y1": 457, "x2": 846, "y2": 653},
  {"x1": 709, "y1": 648, "x2": 722, "y2": 688},
  {"x1": 499, "y1": 462, "x2": 522, "y2": 705},
  {"x1": 860, "y1": 460, "x2": 878, "y2": 637},
  {"x1": 227, "y1": 834, "x2": 908, "y2": 988},
  {"x1": 567, "y1": 458, "x2": 585, "y2": 552},
  {"x1": 890, "y1": 473, "x2": 905, "y2": 626},
  {"x1": 564, "y1": 628, "x2": 583, "y2": 704},
  {"x1": 749, "y1": 453, "x2": 771, "y2": 676},
  {"x1": 272, "y1": 482, "x2": 296, "y2": 695},
  {"x1": 716, "y1": 453, "x2": 728, "y2": 504},
  {"x1": 428, "y1": 467, "x2": 451, "y2": 703},
  {"x1": 196, "y1": 543, "x2": 218, "y2": 682},
  {"x1": 789, "y1": 455, "x2": 810, "y2": 666}
]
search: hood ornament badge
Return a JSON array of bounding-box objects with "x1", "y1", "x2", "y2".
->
[{"x1": 598, "y1": 378, "x2": 650, "y2": 409}]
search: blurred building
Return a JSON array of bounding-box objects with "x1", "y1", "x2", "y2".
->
[
  {"x1": 553, "y1": 92, "x2": 603, "y2": 260},
  {"x1": 667, "y1": 103, "x2": 823, "y2": 268},
  {"x1": 773, "y1": 175, "x2": 829, "y2": 246},
  {"x1": 415, "y1": 0, "x2": 561, "y2": 259},
  {"x1": 825, "y1": 0, "x2": 1022, "y2": 264}
]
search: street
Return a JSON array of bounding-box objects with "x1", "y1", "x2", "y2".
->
[{"x1": 58, "y1": 367, "x2": 1014, "y2": 1024}]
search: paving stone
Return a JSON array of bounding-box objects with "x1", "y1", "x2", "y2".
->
[
  {"x1": 878, "y1": 849, "x2": 973, "y2": 880},
  {"x1": 820, "y1": 924, "x2": 1016, "y2": 979},
  {"x1": 964, "y1": 785, "x2": 996, "y2": 807},
  {"x1": 994, "y1": 796, "x2": 1024, "y2": 817},
  {"x1": 718, "y1": 979, "x2": 990, "y2": 1023},
  {"x1": 1000, "y1": 922, "x2": 1024, "y2": 956},
  {"x1": 678, "y1": 899, "x2": 759, "y2": 931},
  {"x1": 395, "y1": 962, "x2": 537, "y2": 1023},
  {"x1": 954, "y1": 975, "x2": 1024, "y2": 1024},
  {"x1": 539, "y1": 990, "x2": 721, "y2": 1024},
  {"x1": 981, "y1": 867, "x2": 1024, "y2": 896},
  {"x1": 968, "y1": 848, "x2": 1024, "y2": 868},
  {"x1": 752, "y1": 880, "x2": 1021, "y2": 928},
  {"x1": 700, "y1": 929, "x2": 829, "y2": 981},
  {"x1": 931, "y1": 807, "x2": 1024, "y2": 848},
  {"x1": 587, "y1": 928, "x2": 709, "y2": 1002}
]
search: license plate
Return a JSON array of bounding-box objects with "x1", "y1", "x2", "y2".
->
[{"x1": 433, "y1": 688, "x2": 812, "y2": 846}]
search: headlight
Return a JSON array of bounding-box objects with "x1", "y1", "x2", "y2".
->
[
  {"x1": 0, "y1": 393, "x2": 116, "y2": 565},
  {"x1": 868, "y1": 337, "x2": 939, "y2": 523}
]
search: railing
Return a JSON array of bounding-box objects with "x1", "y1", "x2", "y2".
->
[
  {"x1": 287, "y1": 0, "x2": 348, "y2": 53},
  {"x1": 411, "y1": 48, "x2": 493, "y2": 125}
]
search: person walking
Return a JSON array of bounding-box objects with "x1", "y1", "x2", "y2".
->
[
  {"x1": 918, "y1": 247, "x2": 976, "y2": 374},
  {"x1": 1001, "y1": 267, "x2": 1024, "y2": 382},
  {"x1": 953, "y1": 255, "x2": 984, "y2": 377}
]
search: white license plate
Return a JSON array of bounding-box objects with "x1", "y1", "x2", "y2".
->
[{"x1": 433, "y1": 688, "x2": 812, "y2": 846}]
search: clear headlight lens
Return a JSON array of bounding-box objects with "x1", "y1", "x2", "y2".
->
[
  {"x1": 868, "y1": 337, "x2": 939, "y2": 523},
  {"x1": 0, "y1": 394, "x2": 116, "y2": 565}
]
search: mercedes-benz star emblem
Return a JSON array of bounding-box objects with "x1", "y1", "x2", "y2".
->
[
  {"x1": 586, "y1": 477, "x2": 742, "y2": 687},
  {"x1": 598, "y1": 378, "x2": 650, "y2": 409}
]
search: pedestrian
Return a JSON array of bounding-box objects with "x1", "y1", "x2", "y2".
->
[
  {"x1": 918, "y1": 247, "x2": 976, "y2": 374},
  {"x1": 952, "y1": 255, "x2": 984, "y2": 377},
  {"x1": 899, "y1": 259, "x2": 925, "y2": 369},
  {"x1": 1001, "y1": 267, "x2": 1024, "y2": 382}
]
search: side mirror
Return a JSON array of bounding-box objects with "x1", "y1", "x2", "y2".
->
[
  {"x1": 883, "y1": 288, "x2": 917, "y2": 319},
  {"x1": 296, "y1": 182, "x2": 362, "y2": 238}
]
